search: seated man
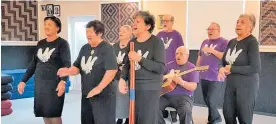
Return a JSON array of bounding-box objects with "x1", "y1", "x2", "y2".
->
[
  {"x1": 159, "y1": 46, "x2": 199, "y2": 124},
  {"x1": 156, "y1": 14, "x2": 185, "y2": 122}
]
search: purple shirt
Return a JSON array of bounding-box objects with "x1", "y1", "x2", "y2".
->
[
  {"x1": 199, "y1": 37, "x2": 228, "y2": 82},
  {"x1": 164, "y1": 61, "x2": 199, "y2": 96},
  {"x1": 157, "y1": 30, "x2": 184, "y2": 64}
]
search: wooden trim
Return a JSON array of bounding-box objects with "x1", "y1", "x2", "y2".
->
[
  {"x1": 259, "y1": 46, "x2": 276, "y2": 52},
  {"x1": 1, "y1": 41, "x2": 38, "y2": 46}
]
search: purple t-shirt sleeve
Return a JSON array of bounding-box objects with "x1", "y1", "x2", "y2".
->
[
  {"x1": 198, "y1": 40, "x2": 207, "y2": 56},
  {"x1": 181, "y1": 63, "x2": 199, "y2": 83},
  {"x1": 73, "y1": 46, "x2": 84, "y2": 69},
  {"x1": 164, "y1": 61, "x2": 175, "y2": 75},
  {"x1": 176, "y1": 32, "x2": 184, "y2": 46},
  {"x1": 187, "y1": 69, "x2": 199, "y2": 83}
]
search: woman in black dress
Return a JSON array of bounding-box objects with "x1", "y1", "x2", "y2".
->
[
  {"x1": 113, "y1": 25, "x2": 132, "y2": 124},
  {"x1": 118, "y1": 11, "x2": 166, "y2": 124},
  {"x1": 218, "y1": 14, "x2": 261, "y2": 124},
  {"x1": 18, "y1": 16, "x2": 71, "y2": 124},
  {"x1": 57, "y1": 20, "x2": 118, "y2": 124}
]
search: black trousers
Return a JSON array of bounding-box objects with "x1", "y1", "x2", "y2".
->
[
  {"x1": 223, "y1": 76, "x2": 259, "y2": 124},
  {"x1": 201, "y1": 79, "x2": 223, "y2": 124},
  {"x1": 135, "y1": 90, "x2": 160, "y2": 124},
  {"x1": 158, "y1": 94, "x2": 193, "y2": 124},
  {"x1": 81, "y1": 93, "x2": 116, "y2": 124}
]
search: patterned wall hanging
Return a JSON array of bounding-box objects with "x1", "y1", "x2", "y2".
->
[
  {"x1": 101, "y1": 2, "x2": 139, "y2": 43},
  {"x1": 259, "y1": 1, "x2": 276, "y2": 46},
  {"x1": 1, "y1": 1, "x2": 38, "y2": 41}
]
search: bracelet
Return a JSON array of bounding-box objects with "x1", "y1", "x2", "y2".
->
[{"x1": 61, "y1": 80, "x2": 67, "y2": 84}]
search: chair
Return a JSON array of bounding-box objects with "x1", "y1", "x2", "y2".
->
[
  {"x1": 165, "y1": 107, "x2": 177, "y2": 124},
  {"x1": 165, "y1": 107, "x2": 194, "y2": 124}
]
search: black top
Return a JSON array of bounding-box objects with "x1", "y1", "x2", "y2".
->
[
  {"x1": 21, "y1": 37, "x2": 71, "y2": 83},
  {"x1": 73, "y1": 41, "x2": 118, "y2": 95},
  {"x1": 113, "y1": 42, "x2": 128, "y2": 80},
  {"x1": 120, "y1": 35, "x2": 166, "y2": 90},
  {"x1": 222, "y1": 35, "x2": 261, "y2": 76}
]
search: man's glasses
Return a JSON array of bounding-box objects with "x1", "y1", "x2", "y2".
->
[
  {"x1": 206, "y1": 28, "x2": 219, "y2": 31},
  {"x1": 162, "y1": 20, "x2": 172, "y2": 23}
]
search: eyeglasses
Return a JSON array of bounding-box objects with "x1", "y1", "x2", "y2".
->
[
  {"x1": 206, "y1": 28, "x2": 219, "y2": 31},
  {"x1": 162, "y1": 20, "x2": 172, "y2": 23},
  {"x1": 175, "y1": 53, "x2": 189, "y2": 56}
]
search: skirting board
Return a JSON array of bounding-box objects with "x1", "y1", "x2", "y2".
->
[{"x1": 1, "y1": 41, "x2": 38, "y2": 46}]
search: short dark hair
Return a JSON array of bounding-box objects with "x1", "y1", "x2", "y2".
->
[
  {"x1": 44, "y1": 16, "x2": 61, "y2": 33},
  {"x1": 133, "y1": 11, "x2": 155, "y2": 33},
  {"x1": 86, "y1": 20, "x2": 105, "y2": 36}
]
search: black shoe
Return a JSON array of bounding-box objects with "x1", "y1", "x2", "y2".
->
[
  {"x1": 124, "y1": 118, "x2": 129, "y2": 124},
  {"x1": 162, "y1": 110, "x2": 169, "y2": 118},
  {"x1": 170, "y1": 111, "x2": 178, "y2": 123},
  {"x1": 117, "y1": 119, "x2": 123, "y2": 124}
]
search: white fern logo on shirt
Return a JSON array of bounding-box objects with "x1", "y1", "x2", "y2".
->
[
  {"x1": 203, "y1": 44, "x2": 217, "y2": 56},
  {"x1": 117, "y1": 51, "x2": 125, "y2": 64},
  {"x1": 161, "y1": 37, "x2": 173, "y2": 49},
  {"x1": 135, "y1": 50, "x2": 149, "y2": 70},
  {"x1": 37, "y1": 47, "x2": 56, "y2": 63},
  {"x1": 91, "y1": 50, "x2": 94, "y2": 55},
  {"x1": 81, "y1": 56, "x2": 98, "y2": 74},
  {"x1": 225, "y1": 47, "x2": 243, "y2": 65}
]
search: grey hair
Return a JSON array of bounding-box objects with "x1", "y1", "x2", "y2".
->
[
  {"x1": 120, "y1": 25, "x2": 133, "y2": 39},
  {"x1": 121, "y1": 25, "x2": 132, "y2": 32},
  {"x1": 210, "y1": 22, "x2": 220, "y2": 30},
  {"x1": 239, "y1": 13, "x2": 256, "y2": 32},
  {"x1": 163, "y1": 14, "x2": 174, "y2": 22},
  {"x1": 171, "y1": 16, "x2": 174, "y2": 22}
]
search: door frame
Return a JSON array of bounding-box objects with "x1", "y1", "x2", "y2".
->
[{"x1": 67, "y1": 15, "x2": 96, "y2": 90}]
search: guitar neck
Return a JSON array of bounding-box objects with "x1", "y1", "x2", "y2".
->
[
  {"x1": 163, "y1": 66, "x2": 208, "y2": 79},
  {"x1": 176, "y1": 68, "x2": 195, "y2": 77}
]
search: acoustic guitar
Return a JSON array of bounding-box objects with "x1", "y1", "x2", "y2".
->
[{"x1": 161, "y1": 65, "x2": 209, "y2": 96}]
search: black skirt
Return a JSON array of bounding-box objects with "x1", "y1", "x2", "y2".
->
[{"x1": 34, "y1": 79, "x2": 65, "y2": 117}]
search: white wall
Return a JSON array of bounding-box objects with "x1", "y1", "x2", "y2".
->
[
  {"x1": 38, "y1": 1, "x2": 101, "y2": 40},
  {"x1": 186, "y1": 1, "x2": 245, "y2": 50},
  {"x1": 142, "y1": 1, "x2": 186, "y2": 42}
]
